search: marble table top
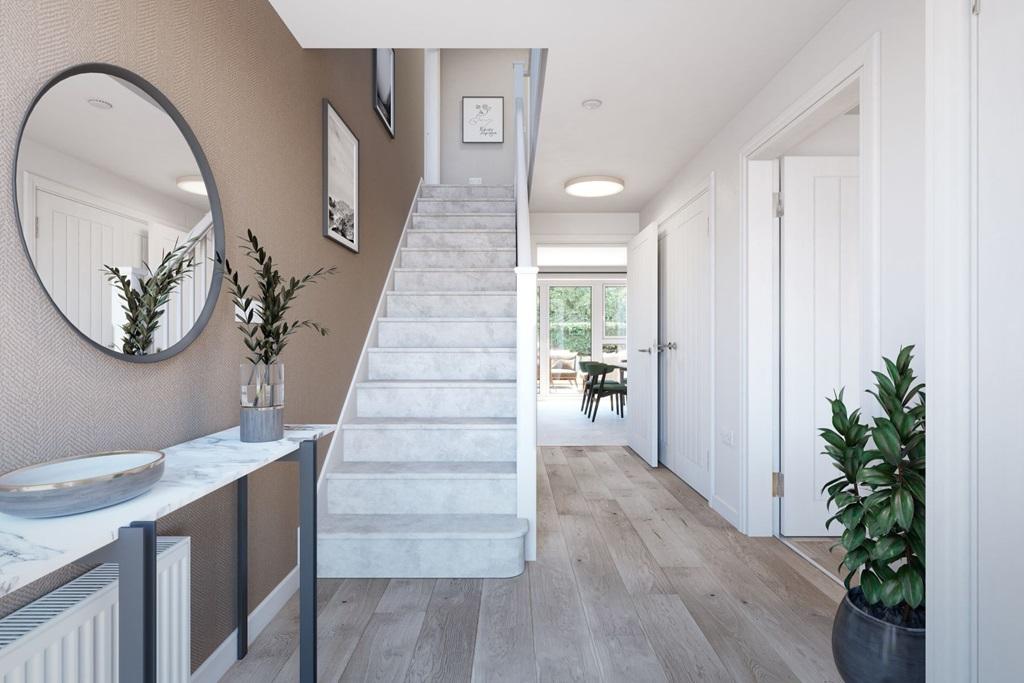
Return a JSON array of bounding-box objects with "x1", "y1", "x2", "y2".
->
[{"x1": 0, "y1": 424, "x2": 334, "y2": 599}]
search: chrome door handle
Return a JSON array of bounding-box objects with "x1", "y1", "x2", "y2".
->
[{"x1": 637, "y1": 347, "x2": 652, "y2": 354}]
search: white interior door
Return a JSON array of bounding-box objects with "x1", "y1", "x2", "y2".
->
[
  {"x1": 32, "y1": 189, "x2": 147, "y2": 349},
  {"x1": 626, "y1": 224, "x2": 659, "y2": 466},
  {"x1": 658, "y1": 194, "x2": 713, "y2": 498},
  {"x1": 780, "y1": 156, "x2": 859, "y2": 537}
]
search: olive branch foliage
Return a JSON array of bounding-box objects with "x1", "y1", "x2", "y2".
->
[
  {"x1": 821, "y1": 345, "x2": 925, "y2": 621},
  {"x1": 103, "y1": 237, "x2": 198, "y2": 355},
  {"x1": 217, "y1": 229, "x2": 336, "y2": 368}
]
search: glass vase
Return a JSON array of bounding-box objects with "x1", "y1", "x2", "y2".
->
[{"x1": 240, "y1": 362, "x2": 284, "y2": 408}]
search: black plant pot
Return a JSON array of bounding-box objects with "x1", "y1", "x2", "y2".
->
[{"x1": 832, "y1": 592, "x2": 925, "y2": 682}]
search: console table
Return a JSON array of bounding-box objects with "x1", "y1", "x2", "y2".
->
[{"x1": 0, "y1": 424, "x2": 334, "y2": 683}]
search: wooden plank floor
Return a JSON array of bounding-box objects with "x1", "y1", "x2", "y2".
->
[{"x1": 224, "y1": 446, "x2": 843, "y2": 682}]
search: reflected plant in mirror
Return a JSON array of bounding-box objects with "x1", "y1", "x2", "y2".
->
[
  {"x1": 103, "y1": 236, "x2": 199, "y2": 355},
  {"x1": 14, "y1": 64, "x2": 223, "y2": 362},
  {"x1": 217, "y1": 230, "x2": 336, "y2": 442}
]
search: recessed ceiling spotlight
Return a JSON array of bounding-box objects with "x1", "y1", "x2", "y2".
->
[
  {"x1": 581, "y1": 98, "x2": 603, "y2": 110},
  {"x1": 87, "y1": 98, "x2": 113, "y2": 110},
  {"x1": 564, "y1": 175, "x2": 624, "y2": 198},
  {"x1": 176, "y1": 175, "x2": 208, "y2": 196}
]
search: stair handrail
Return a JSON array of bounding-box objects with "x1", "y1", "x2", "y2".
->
[{"x1": 513, "y1": 56, "x2": 541, "y2": 561}]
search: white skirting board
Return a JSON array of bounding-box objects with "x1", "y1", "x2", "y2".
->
[{"x1": 190, "y1": 566, "x2": 298, "y2": 683}]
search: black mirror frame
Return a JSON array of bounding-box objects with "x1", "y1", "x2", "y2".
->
[{"x1": 12, "y1": 63, "x2": 225, "y2": 363}]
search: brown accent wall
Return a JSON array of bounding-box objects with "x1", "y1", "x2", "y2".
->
[{"x1": 0, "y1": 1, "x2": 423, "y2": 671}]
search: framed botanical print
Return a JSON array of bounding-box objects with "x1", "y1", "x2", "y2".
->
[
  {"x1": 374, "y1": 48, "x2": 395, "y2": 137},
  {"x1": 323, "y1": 99, "x2": 359, "y2": 252},
  {"x1": 462, "y1": 96, "x2": 504, "y2": 143}
]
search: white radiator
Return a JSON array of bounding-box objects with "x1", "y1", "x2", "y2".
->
[{"x1": 0, "y1": 536, "x2": 190, "y2": 683}]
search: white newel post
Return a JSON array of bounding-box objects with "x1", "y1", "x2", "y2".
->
[{"x1": 515, "y1": 265, "x2": 538, "y2": 561}]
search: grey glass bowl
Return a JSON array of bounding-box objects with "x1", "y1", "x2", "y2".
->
[{"x1": 0, "y1": 451, "x2": 165, "y2": 519}]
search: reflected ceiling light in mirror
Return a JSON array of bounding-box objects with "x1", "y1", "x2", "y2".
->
[
  {"x1": 176, "y1": 175, "x2": 207, "y2": 196},
  {"x1": 564, "y1": 175, "x2": 624, "y2": 198}
]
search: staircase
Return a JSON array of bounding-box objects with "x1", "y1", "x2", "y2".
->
[{"x1": 318, "y1": 184, "x2": 528, "y2": 578}]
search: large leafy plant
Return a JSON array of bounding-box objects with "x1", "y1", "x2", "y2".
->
[
  {"x1": 822, "y1": 345, "x2": 925, "y2": 622},
  {"x1": 218, "y1": 230, "x2": 336, "y2": 367},
  {"x1": 104, "y1": 238, "x2": 198, "y2": 355}
]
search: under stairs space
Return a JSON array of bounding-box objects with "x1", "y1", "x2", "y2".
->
[{"x1": 318, "y1": 184, "x2": 526, "y2": 579}]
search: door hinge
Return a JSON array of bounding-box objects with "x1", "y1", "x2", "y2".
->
[
  {"x1": 772, "y1": 472, "x2": 784, "y2": 497},
  {"x1": 972, "y1": 0, "x2": 980, "y2": 15},
  {"x1": 35, "y1": 216, "x2": 39, "y2": 239},
  {"x1": 773, "y1": 192, "x2": 784, "y2": 218}
]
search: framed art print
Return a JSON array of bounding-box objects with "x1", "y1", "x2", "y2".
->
[
  {"x1": 374, "y1": 48, "x2": 395, "y2": 137},
  {"x1": 462, "y1": 96, "x2": 504, "y2": 143},
  {"x1": 323, "y1": 99, "x2": 359, "y2": 252}
]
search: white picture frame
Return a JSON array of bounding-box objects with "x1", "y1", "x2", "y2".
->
[
  {"x1": 323, "y1": 99, "x2": 359, "y2": 253},
  {"x1": 462, "y1": 96, "x2": 504, "y2": 143}
]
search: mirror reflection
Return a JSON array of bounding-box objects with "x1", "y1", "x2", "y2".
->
[{"x1": 16, "y1": 69, "x2": 219, "y2": 359}]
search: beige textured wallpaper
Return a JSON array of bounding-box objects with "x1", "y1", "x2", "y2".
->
[{"x1": 0, "y1": 0, "x2": 423, "y2": 671}]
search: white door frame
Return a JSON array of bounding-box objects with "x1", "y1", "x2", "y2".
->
[
  {"x1": 924, "y1": 2, "x2": 976, "y2": 680},
  {"x1": 740, "y1": 34, "x2": 881, "y2": 536}
]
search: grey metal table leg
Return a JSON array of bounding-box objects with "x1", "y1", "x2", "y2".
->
[
  {"x1": 285, "y1": 438, "x2": 318, "y2": 683},
  {"x1": 237, "y1": 475, "x2": 249, "y2": 659},
  {"x1": 85, "y1": 521, "x2": 157, "y2": 682}
]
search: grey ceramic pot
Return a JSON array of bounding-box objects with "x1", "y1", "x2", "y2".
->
[
  {"x1": 240, "y1": 406, "x2": 284, "y2": 442},
  {"x1": 832, "y1": 592, "x2": 925, "y2": 682}
]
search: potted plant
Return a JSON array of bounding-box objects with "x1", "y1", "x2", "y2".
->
[
  {"x1": 218, "y1": 230, "x2": 336, "y2": 442},
  {"x1": 821, "y1": 345, "x2": 925, "y2": 682},
  {"x1": 104, "y1": 237, "x2": 199, "y2": 355}
]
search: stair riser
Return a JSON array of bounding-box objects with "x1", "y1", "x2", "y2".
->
[
  {"x1": 327, "y1": 477, "x2": 516, "y2": 515},
  {"x1": 341, "y1": 427, "x2": 516, "y2": 462},
  {"x1": 421, "y1": 185, "x2": 514, "y2": 200},
  {"x1": 394, "y1": 270, "x2": 515, "y2": 292},
  {"x1": 357, "y1": 385, "x2": 516, "y2": 418},
  {"x1": 405, "y1": 231, "x2": 515, "y2": 250},
  {"x1": 369, "y1": 350, "x2": 517, "y2": 379},
  {"x1": 413, "y1": 214, "x2": 515, "y2": 230},
  {"x1": 416, "y1": 199, "x2": 515, "y2": 214},
  {"x1": 387, "y1": 293, "x2": 516, "y2": 318},
  {"x1": 318, "y1": 536, "x2": 524, "y2": 578},
  {"x1": 400, "y1": 249, "x2": 515, "y2": 268},
  {"x1": 377, "y1": 321, "x2": 514, "y2": 349}
]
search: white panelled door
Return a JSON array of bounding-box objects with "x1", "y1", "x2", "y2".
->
[
  {"x1": 32, "y1": 189, "x2": 147, "y2": 349},
  {"x1": 626, "y1": 224, "x2": 659, "y2": 466},
  {"x1": 780, "y1": 156, "x2": 859, "y2": 537},
  {"x1": 658, "y1": 193, "x2": 713, "y2": 498}
]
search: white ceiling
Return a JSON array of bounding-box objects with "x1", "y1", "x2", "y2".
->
[
  {"x1": 22, "y1": 73, "x2": 208, "y2": 211},
  {"x1": 270, "y1": 0, "x2": 849, "y2": 211}
]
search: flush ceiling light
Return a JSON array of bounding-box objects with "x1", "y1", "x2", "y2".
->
[
  {"x1": 581, "y1": 98, "x2": 603, "y2": 110},
  {"x1": 176, "y1": 175, "x2": 207, "y2": 196},
  {"x1": 87, "y1": 98, "x2": 113, "y2": 110},
  {"x1": 564, "y1": 175, "x2": 624, "y2": 198}
]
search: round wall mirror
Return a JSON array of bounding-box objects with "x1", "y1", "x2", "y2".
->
[{"x1": 14, "y1": 64, "x2": 223, "y2": 362}]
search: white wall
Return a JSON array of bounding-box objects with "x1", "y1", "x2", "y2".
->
[
  {"x1": 17, "y1": 138, "x2": 205, "y2": 230},
  {"x1": 786, "y1": 113, "x2": 859, "y2": 156},
  {"x1": 531, "y1": 212, "x2": 639, "y2": 244},
  {"x1": 440, "y1": 49, "x2": 527, "y2": 185},
  {"x1": 640, "y1": 0, "x2": 924, "y2": 531}
]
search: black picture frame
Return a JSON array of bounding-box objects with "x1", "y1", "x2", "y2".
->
[
  {"x1": 322, "y1": 99, "x2": 360, "y2": 253},
  {"x1": 11, "y1": 62, "x2": 225, "y2": 364},
  {"x1": 373, "y1": 48, "x2": 396, "y2": 138},
  {"x1": 462, "y1": 96, "x2": 504, "y2": 143}
]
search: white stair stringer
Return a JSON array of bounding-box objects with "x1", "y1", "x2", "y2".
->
[{"x1": 318, "y1": 183, "x2": 526, "y2": 579}]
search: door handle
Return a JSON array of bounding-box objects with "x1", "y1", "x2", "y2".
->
[{"x1": 637, "y1": 347, "x2": 652, "y2": 354}]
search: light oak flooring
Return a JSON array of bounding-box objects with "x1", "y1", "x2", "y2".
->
[
  {"x1": 786, "y1": 537, "x2": 847, "y2": 583},
  {"x1": 224, "y1": 446, "x2": 844, "y2": 682}
]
